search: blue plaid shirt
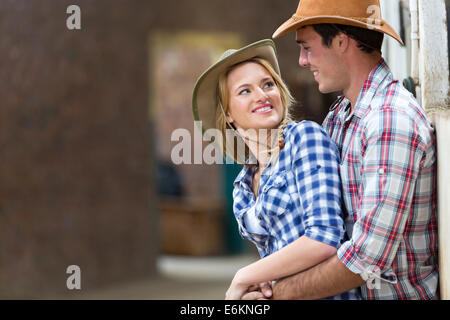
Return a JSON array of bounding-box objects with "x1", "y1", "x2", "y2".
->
[{"x1": 233, "y1": 121, "x2": 360, "y2": 300}]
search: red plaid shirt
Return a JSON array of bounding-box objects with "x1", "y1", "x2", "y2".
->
[{"x1": 323, "y1": 59, "x2": 438, "y2": 299}]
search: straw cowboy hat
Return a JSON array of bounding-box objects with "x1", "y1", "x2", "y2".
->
[
  {"x1": 192, "y1": 39, "x2": 280, "y2": 136},
  {"x1": 273, "y1": 0, "x2": 404, "y2": 45}
]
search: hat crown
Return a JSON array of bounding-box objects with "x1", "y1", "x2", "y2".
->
[
  {"x1": 219, "y1": 49, "x2": 238, "y2": 62},
  {"x1": 296, "y1": 0, "x2": 382, "y2": 20},
  {"x1": 273, "y1": 0, "x2": 402, "y2": 45}
]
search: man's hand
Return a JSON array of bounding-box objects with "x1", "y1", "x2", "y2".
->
[{"x1": 241, "y1": 282, "x2": 273, "y2": 300}]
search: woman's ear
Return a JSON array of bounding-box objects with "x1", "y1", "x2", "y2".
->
[{"x1": 226, "y1": 111, "x2": 234, "y2": 124}]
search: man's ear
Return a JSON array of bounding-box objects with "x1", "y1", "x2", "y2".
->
[{"x1": 336, "y1": 33, "x2": 350, "y2": 53}]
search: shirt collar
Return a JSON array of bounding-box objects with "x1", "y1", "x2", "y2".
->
[
  {"x1": 233, "y1": 155, "x2": 275, "y2": 191},
  {"x1": 234, "y1": 164, "x2": 255, "y2": 191},
  {"x1": 342, "y1": 58, "x2": 393, "y2": 120}
]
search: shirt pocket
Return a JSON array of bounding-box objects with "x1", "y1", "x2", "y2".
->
[{"x1": 261, "y1": 172, "x2": 293, "y2": 216}]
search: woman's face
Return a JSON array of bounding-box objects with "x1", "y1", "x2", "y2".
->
[{"x1": 225, "y1": 61, "x2": 284, "y2": 132}]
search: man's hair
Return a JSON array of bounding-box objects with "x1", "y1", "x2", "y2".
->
[{"x1": 312, "y1": 24, "x2": 384, "y2": 54}]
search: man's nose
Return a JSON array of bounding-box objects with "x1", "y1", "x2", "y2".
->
[{"x1": 299, "y1": 49, "x2": 309, "y2": 67}]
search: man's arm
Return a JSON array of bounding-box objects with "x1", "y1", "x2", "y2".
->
[
  {"x1": 225, "y1": 236, "x2": 337, "y2": 299},
  {"x1": 272, "y1": 254, "x2": 364, "y2": 300}
]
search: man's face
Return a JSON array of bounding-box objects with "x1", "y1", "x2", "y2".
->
[{"x1": 296, "y1": 26, "x2": 346, "y2": 94}]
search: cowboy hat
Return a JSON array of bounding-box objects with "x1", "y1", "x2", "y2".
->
[
  {"x1": 273, "y1": 0, "x2": 404, "y2": 45},
  {"x1": 192, "y1": 39, "x2": 280, "y2": 137}
]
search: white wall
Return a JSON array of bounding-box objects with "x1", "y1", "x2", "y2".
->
[
  {"x1": 381, "y1": 0, "x2": 450, "y2": 300},
  {"x1": 417, "y1": 0, "x2": 450, "y2": 300},
  {"x1": 380, "y1": 0, "x2": 409, "y2": 81}
]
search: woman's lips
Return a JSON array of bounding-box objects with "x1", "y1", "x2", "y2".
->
[{"x1": 252, "y1": 104, "x2": 273, "y2": 114}]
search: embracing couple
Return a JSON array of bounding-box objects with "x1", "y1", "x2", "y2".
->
[{"x1": 192, "y1": 0, "x2": 438, "y2": 300}]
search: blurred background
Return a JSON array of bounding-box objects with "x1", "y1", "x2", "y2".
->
[{"x1": 0, "y1": 0, "x2": 438, "y2": 299}]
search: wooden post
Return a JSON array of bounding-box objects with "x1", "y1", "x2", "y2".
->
[{"x1": 418, "y1": 0, "x2": 450, "y2": 300}]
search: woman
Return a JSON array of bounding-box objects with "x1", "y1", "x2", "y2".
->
[{"x1": 192, "y1": 39, "x2": 360, "y2": 300}]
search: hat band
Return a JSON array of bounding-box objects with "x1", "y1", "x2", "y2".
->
[{"x1": 292, "y1": 14, "x2": 384, "y2": 27}]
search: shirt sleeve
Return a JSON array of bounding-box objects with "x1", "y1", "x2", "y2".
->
[
  {"x1": 337, "y1": 109, "x2": 426, "y2": 282},
  {"x1": 290, "y1": 121, "x2": 345, "y2": 248}
]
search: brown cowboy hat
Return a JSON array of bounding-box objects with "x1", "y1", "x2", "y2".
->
[{"x1": 273, "y1": 0, "x2": 404, "y2": 45}]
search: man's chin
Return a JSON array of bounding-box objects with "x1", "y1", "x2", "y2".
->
[{"x1": 318, "y1": 84, "x2": 338, "y2": 94}]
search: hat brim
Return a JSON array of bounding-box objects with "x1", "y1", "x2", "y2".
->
[
  {"x1": 192, "y1": 39, "x2": 280, "y2": 139},
  {"x1": 273, "y1": 15, "x2": 404, "y2": 46}
]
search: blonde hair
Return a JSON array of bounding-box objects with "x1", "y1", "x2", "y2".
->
[{"x1": 216, "y1": 58, "x2": 295, "y2": 166}]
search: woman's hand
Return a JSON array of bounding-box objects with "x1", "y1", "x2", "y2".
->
[
  {"x1": 225, "y1": 282, "x2": 249, "y2": 300},
  {"x1": 225, "y1": 270, "x2": 251, "y2": 300}
]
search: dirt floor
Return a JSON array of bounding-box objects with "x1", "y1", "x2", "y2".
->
[{"x1": 55, "y1": 254, "x2": 258, "y2": 300}]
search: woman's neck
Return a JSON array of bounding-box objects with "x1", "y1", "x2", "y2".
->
[{"x1": 244, "y1": 129, "x2": 277, "y2": 168}]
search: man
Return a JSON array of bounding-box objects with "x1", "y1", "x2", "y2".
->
[{"x1": 244, "y1": 0, "x2": 439, "y2": 300}]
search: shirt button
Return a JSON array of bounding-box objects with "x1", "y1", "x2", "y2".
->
[{"x1": 378, "y1": 168, "x2": 386, "y2": 175}]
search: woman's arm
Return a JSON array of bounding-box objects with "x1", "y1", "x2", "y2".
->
[
  {"x1": 225, "y1": 235, "x2": 336, "y2": 300},
  {"x1": 225, "y1": 122, "x2": 344, "y2": 300}
]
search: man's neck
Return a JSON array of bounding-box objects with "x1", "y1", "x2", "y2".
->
[{"x1": 343, "y1": 53, "x2": 382, "y2": 111}]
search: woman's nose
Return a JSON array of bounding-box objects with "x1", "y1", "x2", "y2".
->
[{"x1": 255, "y1": 87, "x2": 269, "y2": 102}]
